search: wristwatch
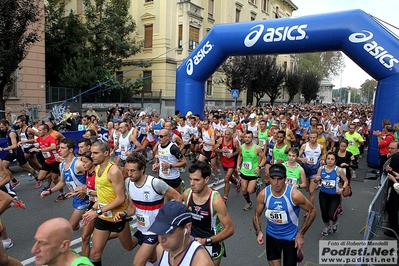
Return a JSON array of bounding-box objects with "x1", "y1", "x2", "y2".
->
[
  {"x1": 206, "y1": 237, "x2": 212, "y2": 246},
  {"x1": 96, "y1": 209, "x2": 103, "y2": 215}
]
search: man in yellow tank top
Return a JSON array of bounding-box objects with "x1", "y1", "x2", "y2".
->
[{"x1": 81, "y1": 141, "x2": 134, "y2": 266}]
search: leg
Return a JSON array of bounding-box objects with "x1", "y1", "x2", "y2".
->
[
  {"x1": 0, "y1": 242, "x2": 22, "y2": 266},
  {"x1": 117, "y1": 222, "x2": 135, "y2": 251},
  {"x1": 133, "y1": 243, "x2": 158, "y2": 266},
  {"x1": 210, "y1": 157, "x2": 219, "y2": 177},
  {"x1": 90, "y1": 228, "x2": 111, "y2": 263},
  {"x1": 223, "y1": 168, "x2": 234, "y2": 199},
  {"x1": 81, "y1": 219, "x2": 96, "y2": 257},
  {"x1": 308, "y1": 178, "x2": 317, "y2": 205},
  {"x1": 69, "y1": 209, "x2": 86, "y2": 231}
]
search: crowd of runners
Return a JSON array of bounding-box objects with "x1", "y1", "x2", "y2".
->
[{"x1": 0, "y1": 102, "x2": 395, "y2": 266}]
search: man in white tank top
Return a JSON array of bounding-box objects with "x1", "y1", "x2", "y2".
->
[{"x1": 149, "y1": 201, "x2": 213, "y2": 266}]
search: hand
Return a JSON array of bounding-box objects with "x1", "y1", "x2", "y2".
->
[
  {"x1": 40, "y1": 190, "x2": 51, "y2": 198},
  {"x1": 254, "y1": 167, "x2": 261, "y2": 175},
  {"x1": 161, "y1": 162, "x2": 169, "y2": 169},
  {"x1": 114, "y1": 211, "x2": 125, "y2": 222},
  {"x1": 195, "y1": 237, "x2": 206, "y2": 246},
  {"x1": 295, "y1": 234, "x2": 304, "y2": 250},
  {"x1": 81, "y1": 209, "x2": 97, "y2": 226},
  {"x1": 256, "y1": 231, "x2": 264, "y2": 245},
  {"x1": 336, "y1": 188, "x2": 343, "y2": 195},
  {"x1": 152, "y1": 163, "x2": 160, "y2": 172}
]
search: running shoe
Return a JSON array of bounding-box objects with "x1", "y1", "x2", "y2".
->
[
  {"x1": 213, "y1": 177, "x2": 219, "y2": 186},
  {"x1": 322, "y1": 226, "x2": 332, "y2": 236},
  {"x1": 11, "y1": 198, "x2": 26, "y2": 210},
  {"x1": 243, "y1": 202, "x2": 253, "y2": 211},
  {"x1": 2, "y1": 238, "x2": 13, "y2": 250},
  {"x1": 55, "y1": 193, "x2": 67, "y2": 202},
  {"x1": 28, "y1": 173, "x2": 35, "y2": 181},
  {"x1": 235, "y1": 176, "x2": 241, "y2": 194},
  {"x1": 11, "y1": 181, "x2": 20, "y2": 189},
  {"x1": 34, "y1": 181, "x2": 42, "y2": 189},
  {"x1": 332, "y1": 222, "x2": 339, "y2": 233}
]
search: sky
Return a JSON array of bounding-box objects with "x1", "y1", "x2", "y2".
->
[{"x1": 292, "y1": 0, "x2": 399, "y2": 89}]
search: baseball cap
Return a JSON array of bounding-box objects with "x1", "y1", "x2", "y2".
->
[
  {"x1": 269, "y1": 164, "x2": 286, "y2": 178},
  {"x1": 148, "y1": 201, "x2": 192, "y2": 236},
  {"x1": 186, "y1": 111, "x2": 193, "y2": 116},
  {"x1": 352, "y1": 118, "x2": 360, "y2": 123},
  {"x1": 249, "y1": 113, "x2": 256, "y2": 119},
  {"x1": 139, "y1": 111, "x2": 146, "y2": 117},
  {"x1": 228, "y1": 121, "x2": 236, "y2": 128},
  {"x1": 171, "y1": 120, "x2": 178, "y2": 126},
  {"x1": 272, "y1": 121, "x2": 279, "y2": 127}
]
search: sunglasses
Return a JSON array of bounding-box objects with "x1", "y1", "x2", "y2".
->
[{"x1": 158, "y1": 135, "x2": 167, "y2": 138}]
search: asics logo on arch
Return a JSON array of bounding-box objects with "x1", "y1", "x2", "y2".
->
[
  {"x1": 349, "y1": 30, "x2": 399, "y2": 69},
  {"x1": 244, "y1": 24, "x2": 308, "y2": 47}
]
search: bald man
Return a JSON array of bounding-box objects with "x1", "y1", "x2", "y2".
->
[{"x1": 31, "y1": 218, "x2": 93, "y2": 266}]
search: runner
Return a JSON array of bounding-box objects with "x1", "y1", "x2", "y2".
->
[
  {"x1": 283, "y1": 148, "x2": 307, "y2": 189},
  {"x1": 253, "y1": 164, "x2": 316, "y2": 266}
]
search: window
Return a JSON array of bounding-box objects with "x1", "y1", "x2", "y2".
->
[
  {"x1": 206, "y1": 79, "x2": 212, "y2": 96},
  {"x1": 178, "y1": 25, "x2": 183, "y2": 48},
  {"x1": 144, "y1": 25, "x2": 153, "y2": 48},
  {"x1": 235, "y1": 9, "x2": 240, "y2": 22},
  {"x1": 143, "y1": 71, "x2": 152, "y2": 93},
  {"x1": 145, "y1": 0, "x2": 153, "y2": 2},
  {"x1": 77, "y1": 0, "x2": 83, "y2": 14},
  {"x1": 208, "y1": 0, "x2": 214, "y2": 18},
  {"x1": 189, "y1": 26, "x2": 199, "y2": 50},
  {"x1": 262, "y1": 0, "x2": 268, "y2": 12},
  {"x1": 116, "y1": 71, "x2": 123, "y2": 84},
  {"x1": 275, "y1": 6, "x2": 280, "y2": 18},
  {"x1": 250, "y1": 0, "x2": 256, "y2": 4},
  {"x1": 250, "y1": 11, "x2": 257, "y2": 21}
]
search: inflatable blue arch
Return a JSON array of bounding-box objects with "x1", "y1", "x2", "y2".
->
[{"x1": 175, "y1": 9, "x2": 399, "y2": 168}]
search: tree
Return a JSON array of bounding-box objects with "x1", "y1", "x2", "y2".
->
[
  {"x1": 294, "y1": 52, "x2": 345, "y2": 80},
  {"x1": 332, "y1": 87, "x2": 350, "y2": 103},
  {"x1": 0, "y1": 0, "x2": 40, "y2": 113},
  {"x1": 218, "y1": 56, "x2": 250, "y2": 93},
  {"x1": 45, "y1": 0, "x2": 144, "y2": 96},
  {"x1": 301, "y1": 72, "x2": 321, "y2": 104},
  {"x1": 360, "y1": 79, "x2": 377, "y2": 104},
  {"x1": 284, "y1": 71, "x2": 302, "y2": 104}
]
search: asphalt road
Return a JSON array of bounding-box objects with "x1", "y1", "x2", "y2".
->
[{"x1": 3, "y1": 153, "x2": 383, "y2": 265}]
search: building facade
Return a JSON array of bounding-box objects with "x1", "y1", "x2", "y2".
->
[
  {"x1": 63, "y1": 0, "x2": 299, "y2": 116},
  {"x1": 6, "y1": 0, "x2": 46, "y2": 118}
]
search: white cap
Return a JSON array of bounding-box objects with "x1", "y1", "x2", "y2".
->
[
  {"x1": 186, "y1": 111, "x2": 193, "y2": 116},
  {"x1": 353, "y1": 118, "x2": 360, "y2": 123},
  {"x1": 139, "y1": 111, "x2": 146, "y2": 117},
  {"x1": 249, "y1": 113, "x2": 256, "y2": 119},
  {"x1": 228, "y1": 121, "x2": 236, "y2": 128}
]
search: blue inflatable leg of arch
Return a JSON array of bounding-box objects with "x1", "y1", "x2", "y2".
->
[{"x1": 175, "y1": 9, "x2": 399, "y2": 168}]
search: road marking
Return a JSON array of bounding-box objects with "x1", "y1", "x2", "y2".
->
[
  {"x1": 303, "y1": 260, "x2": 320, "y2": 266},
  {"x1": 257, "y1": 249, "x2": 266, "y2": 258}
]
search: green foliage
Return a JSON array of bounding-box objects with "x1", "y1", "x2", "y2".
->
[
  {"x1": 301, "y1": 72, "x2": 321, "y2": 104},
  {"x1": 284, "y1": 71, "x2": 302, "y2": 104},
  {"x1": 360, "y1": 79, "x2": 377, "y2": 104},
  {"x1": 219, "y1": 55, "x2": 285, "y2": 106},
  {"x1": 0, "y1": 0, "x2": 40, "y2": 100},
  {"x1": 45, "y1": 0, "x2": 144, "y2": 95},
  {"x1": 294, "y1": 51, "x2": 345, "y2": 80}
]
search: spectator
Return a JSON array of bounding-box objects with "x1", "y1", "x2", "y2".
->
[
  {"x1": 5, "y1": 108, "x2": 16, "y2": 126},
  {"x1": 86, "y1": 106, "x2": 100, "y2": 121},
  {"x1": 68, "y1": 113, "x2": 81, "y2": 131}
]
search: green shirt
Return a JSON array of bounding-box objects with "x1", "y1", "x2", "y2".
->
[
  {"x1": 240, "y1": 144, "x2": 259, "y2": 176},
  {"x1": 258, "y1": 129, "x2": 268, "y2": 148},
  {"x1": 70, "y1": 250, "x2": 94, "y2": 266},
  {"x1": 344, "y1": 132, "x2": 364, "y2": 156},
  {"x1": 273, "y1": 144, "x2": 289, "y2": 162},
  {"x1": 283, "y1": 162, "x2": 302, "y2": 186}
]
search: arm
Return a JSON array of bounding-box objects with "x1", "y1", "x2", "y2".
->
[
  {"x1": 41, "y1": 166, "x2": 66, "y2": 198},
  {"x1": 253, "y1": 189, "x2": 266, "y2": 245},
  {"x1": 298, "y1": 144, "x2": 307, "y2": 163},
  {"x1": 299, "y1": 167, "x2": 308, "y2": 190},
  {"x1": 0, "y1": 164, "x2": 11, "y2": 187},
  {"x1": 130, "y1": 129, "x2": 143, "y2": 152},
  {"x1": 164, "y1": 186, "x2": 183, "y2": 202},
  {"x1": 174, "y1": 135, "x2": 185, "y2": 151},
  {"x1": 291, "y1": 188, "x2": 317, "y2": 250},
  {"x1": 114, "y1": 194, "x2": 137, "y2": 222},
  {"x1": 3, "y1": 132, "x2": 18, "y2": 151},
  {"x1": 191, "y1": 247, "x2": 214, "y2": 266},
  {"x1": 102, "y1": 165, "x2": 126, "y2": 212},
  {"x1": 255, "y1": 146, "x2": 266, "y2": 175}
]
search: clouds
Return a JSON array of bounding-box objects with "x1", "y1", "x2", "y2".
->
[{"x1": 292, "y1": 0, "x2": 399, "y2": 88}]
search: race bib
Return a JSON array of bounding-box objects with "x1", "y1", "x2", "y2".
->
[
  {"x1": 161, "y1": 167, "x2": 170, "y2": 175},
  {"x1": 42, "y1": 151, "x2": 51, "y2": 158},
  {"x1": 243, "y1": 161, "x2": 252, "y2": 170},
  {"x1": 98, "y1": 203, "x2": 113, "y2": 218},
  {"x1": 307, "y1": 156, "x2": 317, "y2": 165},
  {"x1": 265, "y1": 210, "x2": 288, "y2": 224},
  {"x1": 121, "y1": 146, "x2": 127, "y2": 160},
  {"x1": 286, "y1": 177, "x2": 297, "y2": 186},
  {"x1": 222, "y1": 149, "x2": 233, "y2": 157},
  {"x1": 136, "y1": 213, "x2": 151, "y2": 228},
  {"x1": 322, "y1": 179, "x2": 336, "y2": 189},
  {"x1": 259, "y1": 139, "x2": 266, "y2": 147},
  {"x1": 348, "y1": 140, "x2": 355, "y2": 146}
]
